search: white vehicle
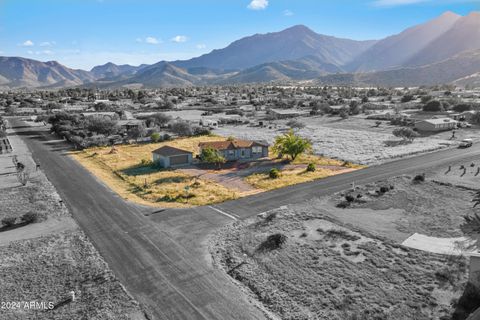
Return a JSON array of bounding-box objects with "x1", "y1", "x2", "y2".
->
[{"x1": 459, "y1": 138, "x2": 473, "y2": 148}]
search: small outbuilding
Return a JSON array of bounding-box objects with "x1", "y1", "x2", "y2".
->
[{"x1": 152, "y1": 146, "x2": 193, "y2": 168}]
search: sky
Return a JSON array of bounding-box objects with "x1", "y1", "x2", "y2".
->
[{"x1": 0, "y1": 0, "x2": 479, "y2": 70}]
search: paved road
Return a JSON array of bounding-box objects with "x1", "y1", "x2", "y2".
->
[{"x1": 10, "y1": 119, "x2": 480, "y2": 320}]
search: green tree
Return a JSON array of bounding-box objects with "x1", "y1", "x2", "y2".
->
[
  {"x1": 200, "y1": 147, "x2": 225, "y2": 168},
  {"x1": 273, "y1": 129, "x2": 312, "y2": 161},
  {"x1": 150, "y1": 132, "x2": 161, "y2": 143}
]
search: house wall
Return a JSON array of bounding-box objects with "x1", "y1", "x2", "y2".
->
[
  {"x1": 415, "y1": 121, "x2": 456, "y2": 132},
  {"x1": 152, "y1": 154, "x2": 169, "y2": 168},
  {"x1": 152, "y1": 153, "x2": 192, "y2": 168},
  {"x1": 219, "y1": 146, "x2": 268, "y2": 161}
]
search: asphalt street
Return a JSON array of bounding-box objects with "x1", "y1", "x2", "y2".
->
[{"x1": 10, "y1": 119, "x2": 480, "y2": 319}]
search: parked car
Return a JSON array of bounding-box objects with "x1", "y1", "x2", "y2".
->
[{"x1": 459, "y1": 138, "x2": 473, "y2": 148}]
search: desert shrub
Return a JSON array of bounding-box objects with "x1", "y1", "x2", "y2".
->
[
  {"x1": 393, "y1": 127, "x2": 419, "y2": 142},
  {"x1": 379, "y1": 186, "x2": 389, "y2": 194},
  {"x1": 286, "y1": 119, "x2": 305, "y2": 129},
  {"x1": 140, "y1": 159, "x2": 152, "y2": 166},
  {"x1": 21, "y1": 211, "x2": 39, "y2": 224},
  {"x1": 413, "y1": 174, "x2": 425, "y2": 183},
  {"x1": 193, "y1": 126, "x2": 210, "y2": 136},
  {"x1": 345, "y1": 194, "x2": 355, "y2": 202},
  {"x1": 401, "y1": 94, "x2": 414, "y2": 103},
  {"x1": 306, "y1": 163, "x2": 316, "y2": 172},
  {"x1": 269, "y1": 168, "x2": 280, "y2": 179},
  {"x1": 257, "y1": 233, "x2": 287, "y2": 252},
  {"x1": 1, "y1": 217, "x2": 16, "y2": 227},
  {"x1": 325, "y1": 229, "x2": 361, "y2": 241},
  {"x1": 339, "y1": 109, "x2": 349, "y2": 119},
  {"x1": 336, "y1": 201, "x2": 350, "y2": 208},
  {"x1": 264, "y1": 211, "x2": 277, "y2": 222}
]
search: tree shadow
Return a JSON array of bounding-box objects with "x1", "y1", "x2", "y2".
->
[
  {"x1": 451, "y1": 282, "x2": 480, "y2": 320},
  {"x1": 122, "y1": 165, "x2": 160, "y2": 176},
  {"x1": 384, "y1": 140, "x2": 412, "y2": 147}
]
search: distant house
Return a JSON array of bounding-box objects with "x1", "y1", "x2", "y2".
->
[
  {"x1": 460, "y1": 110, "x2": 476, "y2": 122},
  {"x1": 118, "y1": 119, "x2": 145, "y2": 131},
  {"x1": 270, "y1": 109, "x2": 306, "y2": 119},
  {"x1": 152, "y1": 146, "x2": 193, "y2": 168},
  {"x1": 199, "y1": 139, "x2": 269, "y2": 162},
  {"x1": 328, "y1": 105, "x2": 348, "y2": 115},
  {"x1": 415, "y1": 118, "x2": 458, "y2": 132}
]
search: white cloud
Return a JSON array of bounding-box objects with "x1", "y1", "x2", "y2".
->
[
  {"x1": 371, "y1": 0, "x2": 429, "y2": 7},
  {"x1": 145, "y1": 36, "x2": 160, "y2": 44},
  {"x1": 283, "y1": 9, "x2": 294, "y2": 16},
  {"x1": 171, "y1": 35, "x2": 188, "y2": 43},
  {"x1": 39, "y1": 41, "x2": 55, "y2": 47},
  {"x1": 22, "y1": 40, "x2": 34, "y2": 47},
  {"x1": 196, "y1": 43, "x2": 206, "y2": 49},
  {"x1": 248, "y1": 0, "x2": 268, "y2": 10}
]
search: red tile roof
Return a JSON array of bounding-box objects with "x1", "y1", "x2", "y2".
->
[{"x1": 198, "y1": 139, "x2": 268, "y2": 150}]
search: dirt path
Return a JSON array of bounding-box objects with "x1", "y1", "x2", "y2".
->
[{"x1": 402, "y1": 233, "x2": 479, "y2": 255}]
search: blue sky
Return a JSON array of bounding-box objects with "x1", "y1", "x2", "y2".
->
[{"x1": 0, "y1": 0, "x2": 478, "y2": 70}]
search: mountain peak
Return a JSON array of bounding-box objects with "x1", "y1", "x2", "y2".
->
[
  {"x1": 440, "y1": 11, "x2": 461, "y2": 18},
  {"x1": 282, "y1": 25, "x2": 313, "y2": 33}
]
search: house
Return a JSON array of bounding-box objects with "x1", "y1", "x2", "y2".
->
[
  {"x1": 151, "y1": 146, "x2": 193, "y2": 168},
  {"x1": 118, "y1": 119, "x2": 145, "y2": 131},
  {"x1": 415, "y1": 118, "x2": 458, "y2": 132},
  {"x1": 199, "y1": 139, "x2": 269, "y2": 162},
  {"x1": 460, "y1": 110, "x2": 476, "y2": 122}
]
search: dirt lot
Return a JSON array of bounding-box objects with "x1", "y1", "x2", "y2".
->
[
  {"x1": 211, "y1": 207, "x2": 469, "y2": 320},
  {"x1": 316, "y1": 175, "x2": 476, "y2": 242},
  {"x1": 0, "y1": 129, "x2": 145, "y2": 320},
  {"x1": 215, "y1": 115, "x2": 457, "y2": 165},
  {"x1": 0, "y1": 231, "x2": 144, "y2": 320},
  {"x1": 211, "y1": 174, "x2": 480, "y2": 320}
]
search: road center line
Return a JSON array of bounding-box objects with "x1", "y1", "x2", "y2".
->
[{"x1": 208, "y1": 206, "x2": 238, "y2": 221}]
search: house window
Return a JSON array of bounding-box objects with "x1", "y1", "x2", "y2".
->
[
  {"x1": 228, "y1": 150, "x2": 234, "y2": 156},
  {"x1": 240, "y1": 149, "x2": 245, "y2": 157},
  {"x1": 252, "y1": 146, "x2": 262, "y2": 154}
]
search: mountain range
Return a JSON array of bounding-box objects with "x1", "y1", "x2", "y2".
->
[{"x1": 1, "y1": 11, "x2": 480, "y2": 89}]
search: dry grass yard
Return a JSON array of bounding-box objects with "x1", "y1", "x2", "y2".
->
[
  {"x1": 72, "y1": 136, "x2": 363, "y2": 207},
  {"x1": 245, "y1": 166, "x2": 357, "y2": 191}
]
